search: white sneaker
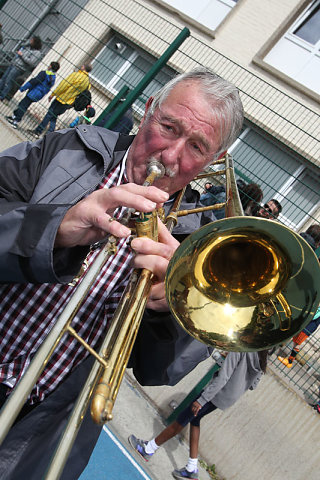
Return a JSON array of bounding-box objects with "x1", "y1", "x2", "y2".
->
[{"x1": 6, "y1": 116, "x2": 18, "y2": 128}]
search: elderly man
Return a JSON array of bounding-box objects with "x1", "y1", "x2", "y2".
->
[
  {"x1": 256, "y1": 198, "x2": 282, "y2": 219},
  {"x1": 0, "y1": 67, "x2": 243, "y2": 479}
]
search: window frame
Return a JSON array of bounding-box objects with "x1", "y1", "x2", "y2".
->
[
  {"x1": 253, "y1": 0, "x2": 320, "y2": 102},
  {"x1": 152, "y1": 0, "x2": 240, "y2": 36},
  {"x1": 228, "y1": 126, "x2": 320, "y2": 230},
  {"x1": 91, "y1": 33, "x2": 176, "y2": 116}
]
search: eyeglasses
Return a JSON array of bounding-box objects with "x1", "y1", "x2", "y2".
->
[
  {"x1": 263, "y1": 204, "x2": 278, "y2": 218},
  {"x1": 263, "y1": 204, "x2": 272, "y2": 213}
]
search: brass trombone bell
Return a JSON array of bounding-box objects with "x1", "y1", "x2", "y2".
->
[{"x1": 165, "y1": 216, "x2": 320, "y2": 351}]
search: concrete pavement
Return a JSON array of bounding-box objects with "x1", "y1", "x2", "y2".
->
[
  {"x1": 107, "y1": 371, "x2": 212, "y2": 480},
  {"x1": 0, "y1": 103, "x2": 27, "y2": 148}
]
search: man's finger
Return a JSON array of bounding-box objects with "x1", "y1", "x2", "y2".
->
[
  {"x1": 131, "y1": 237, "x2": 175, "y2": 260},
  {"x1": 96, "y1": 184, "x2": 169, "y2": 213},
  {"x1": 132, "y1": 253, "x2": 169, "y2": 275}
]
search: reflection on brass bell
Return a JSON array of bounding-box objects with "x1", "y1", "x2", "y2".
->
[{"x1": 166, "y1": 217, "x2": 320, "y2": 352}]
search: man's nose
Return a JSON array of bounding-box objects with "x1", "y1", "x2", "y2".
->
[{"x1": 162, "y1": 137, "x2": 185, "y2": 162}]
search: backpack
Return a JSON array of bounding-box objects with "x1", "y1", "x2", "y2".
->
[{"x1": 73, "y1": 89, "x2": 92, "y2": 112}]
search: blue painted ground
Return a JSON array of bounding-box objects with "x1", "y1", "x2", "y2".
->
[{"x1": 79, "y1": 426, "x2": 151, "y2": 480}]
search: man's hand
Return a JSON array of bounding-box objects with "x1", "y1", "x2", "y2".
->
[
  {"x1": 131, "y1": 220, "x2": 180, "y2": 311},
  {"x1": 55, "y1": 184, "x2": 169, "y2": 248},
  {"x1": 48, "y1": 94, "x2": 53, "y2": 102},
  {"x1": 191, "y1": 401, "x2": 202, "y2": 416}
]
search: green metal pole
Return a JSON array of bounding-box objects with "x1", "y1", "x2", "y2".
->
[
  {"x1": 166, "y1": 363, "x2": 221, "y2": 424},
  {"x1": 0, "y1": 1, "x2": 9, "y2": 9},
  {"x1": 103, "y1": 26, "x2": 190, "y2": 130},
  {"x1": 93, "y1": 85, "x2": 130, "y2": 126}
]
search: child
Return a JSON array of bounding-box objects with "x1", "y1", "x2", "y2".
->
[
  {"x1": 69, "y1": 104, "x2": 96, "y2": 127},
  {"x1": 6, "y1": 61, "x2": 60, "y2": 129},
  {"x1": 278, "y1": 306, "x2": 320, "y2": 368},
  {"x1": 129, "y1": 350, "x2": 268, "y2": 480}
]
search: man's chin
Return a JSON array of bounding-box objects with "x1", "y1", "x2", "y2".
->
[{"x1": 153, "y1": 179, "x2": 175, "y2": 194}]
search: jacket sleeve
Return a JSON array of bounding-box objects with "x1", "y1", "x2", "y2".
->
[
  {"x1": 0, "y1": 139, "x2": 89, "y2": 284},
  {"x1": 20, "y1": 81, "x2": 31, "y2": 92},
  {"x1": 197, "y1": 352, "x2": 241, "y2": 406},
  {"x1": 19, "y1": 47, "x2": 41, "y2": 69},
  {"x1": 20, "y1": 72, "x2": 45, "y2": 91}
]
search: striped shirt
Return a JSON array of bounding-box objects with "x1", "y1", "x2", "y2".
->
[{"x1": 0, "y1": 162, "x2": 133, "y2": 404}]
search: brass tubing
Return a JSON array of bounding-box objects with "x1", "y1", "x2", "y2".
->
[
  {"x1": 194, "y1": 169, "x2": 226, "y2": 180},
  {"x1": 165, "y1": 186, "x2": 186, "y2": 232},
  {"x1": 45, "y1": 270, "x2": 153, "y2": 478},
  {"x1": 91, "y1": 268, "x2": 153, "y2": 424},
  {"x1": 224, "y1": 154, "x2": 243, "y2": 217},
  {"x1": 176, "y1": 202, "x2": 227, "y2": 217},
  {"x1": 67, "y1": 326, "x2": 108, "y2": 368},
  {"x1": 44, "y1": 161, "x2": 166, "y2": 477},
  {"x1": 44, "y1": 358, "x2": 103, "y2": 480}
]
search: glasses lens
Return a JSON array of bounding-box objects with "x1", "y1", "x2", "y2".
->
[{"x1": 264, "y1": 204, "x2": 272, "y2": 213}]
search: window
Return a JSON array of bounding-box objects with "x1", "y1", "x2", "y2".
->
[
  {"x1": 229, "y1": 128, "x2": 320, "y2": 229},
  {"x1": 294, "y1": 3, "x2": 320, "y2": 44},
  {"x1": 91, "y1": 34, "x2": 176, "y2": 112},
  {"x1": 281, "y1": 171, "x2": 320, "y2": 228},
  {"x1": 264, "y1": 1, "x2": 320, "y2": 95},
  {"x1": 162, "y1": 0, "x2": 238, "y2": 31}
]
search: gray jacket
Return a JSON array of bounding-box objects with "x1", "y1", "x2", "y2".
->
[
  {"x1": 0, "y1": 125, "x2": 130, "y2": 284},
  {"x1": 13, "y1": 44, "x2": 42, "y2": 72},
  {"x1": 197, "y1": 351, "x2": 263, "y2": 410}
]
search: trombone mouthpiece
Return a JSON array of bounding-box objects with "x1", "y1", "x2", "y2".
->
[
  {"x1": 146, "y1": 159, "x2": 165, "y2": 179},
  {"x1": 144, "y1": 159, "x2": 166, "y2": 187}
]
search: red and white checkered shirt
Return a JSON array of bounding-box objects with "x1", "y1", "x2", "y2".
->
[{"x1": 0, "y1": 162, "x2": 133, "y2": 404}]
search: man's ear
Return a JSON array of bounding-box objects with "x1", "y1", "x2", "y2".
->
[{"x1": 139, "y1": 96, "x2": 154, "y2": 127}]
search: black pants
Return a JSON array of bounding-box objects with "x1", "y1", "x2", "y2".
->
[
  {"x1": 176, "y1": 397, "x2": 217, "y2": 427},
  {"x1": 0, "y1": 383, "x2": 38, "y2": 423},
  {"x1": 13, "y1": 95, "x2": 33, "y2": 122},
  {"x1": 35, "y1": 99, "x2": 72, "y2": 133}
]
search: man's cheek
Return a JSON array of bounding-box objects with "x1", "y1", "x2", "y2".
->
[{"x1": 145, "y1": 127, "x2": 167, "y2": 150}]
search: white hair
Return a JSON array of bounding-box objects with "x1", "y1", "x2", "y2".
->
[{"x1": 146, "y1": 66, "x2": 244, "y2": 160}]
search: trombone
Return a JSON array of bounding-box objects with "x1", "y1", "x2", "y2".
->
[{"x1": 1, "y1": 155, "x2": 320, "y2": 479}]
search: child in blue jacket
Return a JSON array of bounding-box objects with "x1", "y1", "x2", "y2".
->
[{"x1": 6, "y1": 61, "x2": 60, "y2": 129}]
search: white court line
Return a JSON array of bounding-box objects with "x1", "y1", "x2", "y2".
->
[{"x1": 103, "y1": 425, "x2": 152, "y2": 480}]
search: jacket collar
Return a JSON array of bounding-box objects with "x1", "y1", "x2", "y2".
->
[{"x1": 75, "y1": 124, "x2": 135, "y2": 172}]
